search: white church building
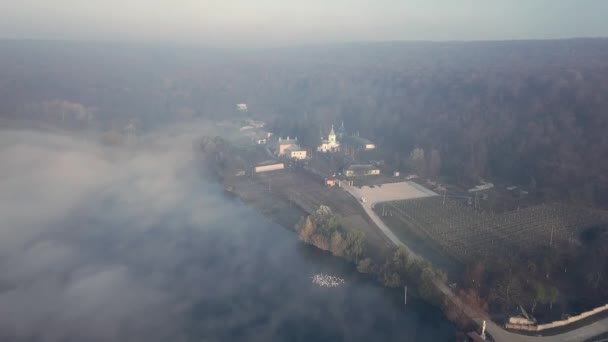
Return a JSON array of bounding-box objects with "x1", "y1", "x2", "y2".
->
[{"x1": 317, "y1": 125, "x2": 340, "y2": 153}]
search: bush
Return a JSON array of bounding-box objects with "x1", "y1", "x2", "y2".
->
[
  {"x1": 357, "y1": 258, "x2": 374, "y2": 273},
  {"x1": 345, "y1": 230, "x2": 366, "y2": 261},
  {"x1": 383, "y1": 271, "x2": 402, "y2": 288}
]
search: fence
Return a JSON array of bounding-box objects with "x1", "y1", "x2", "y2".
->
[{"x1": 506, "y1": 304, "x2": 608, "y2": 332}]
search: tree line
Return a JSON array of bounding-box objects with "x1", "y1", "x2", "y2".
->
[
  {"x1": 3, "y1": 39, "x2": 608, "y2": 206},
  {"x1": 295, "y1": 205, "x2": 448, "y2": 307}
]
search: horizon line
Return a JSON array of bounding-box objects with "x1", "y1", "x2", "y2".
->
[{"x1": 0, "y1": 36, "x2": 607, "y2": 49}]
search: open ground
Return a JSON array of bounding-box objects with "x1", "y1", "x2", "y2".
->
[
  {"x1": 226, "y1": 169, "x2": 393, "y2": 260},
  {"x1": 346, "y1": 181, "x2": 438, "y2": 204}
]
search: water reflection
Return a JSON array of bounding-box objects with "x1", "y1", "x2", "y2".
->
[{"x1": 182, "y1": 203, "x2": 455, "y2": 342}]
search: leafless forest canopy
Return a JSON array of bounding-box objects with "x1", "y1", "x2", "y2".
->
[{"x1": 2, "y1": 39, "x2": 608, "y2": 206}]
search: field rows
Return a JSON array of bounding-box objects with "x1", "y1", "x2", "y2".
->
[{"x1": 383, "y1": 197, "x2": 606, "y2": 263}]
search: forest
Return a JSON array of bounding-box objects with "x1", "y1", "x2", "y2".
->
[
  {"x1": 262, "y1": 40, "x2": 608, "y2": 208},
  {"x1": 1, "y1": 38, "x2": 608, "y2": 207}
]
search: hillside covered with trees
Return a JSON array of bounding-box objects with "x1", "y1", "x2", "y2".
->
[{"x1": 2, "y1": 39, "x2": 608, "y2": 206}]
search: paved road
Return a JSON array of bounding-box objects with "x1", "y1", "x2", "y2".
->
[
  {"x1": 343, "y1": 184, "x2": 608, "y2": 342},
  {"x1": 343, "y1": 182, "x2": 433, "y2": 255},
  {"x1": 343, "y1": 186, "x2": 416, "y2": 252}
]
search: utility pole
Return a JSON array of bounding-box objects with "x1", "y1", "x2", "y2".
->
[{"x1": 404, "y1": 286, "x2": 407, "y2": 305}]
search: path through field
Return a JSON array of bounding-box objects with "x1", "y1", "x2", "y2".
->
[{"x1": 344, "y1": 181, "x2": 434, "y2": 250}]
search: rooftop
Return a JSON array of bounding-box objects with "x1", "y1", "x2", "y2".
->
[
  {"x1": 258, "y1": 160, "x2": 281, "y2": 166},
  {"x1": 277, "y1": 137, "x2": 299, "y2": 144},
  {"x1": 342, "y1": 135, "x2": 374, "y2": 145},
  {"x1": 346, "y1": 164, "x2": 379, "y2": 171}
]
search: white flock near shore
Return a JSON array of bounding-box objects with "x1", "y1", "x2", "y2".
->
[{"x1": 312, "y1": 273, "x2": 345, "y2": 287}]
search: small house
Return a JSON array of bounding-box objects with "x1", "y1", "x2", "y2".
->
[
  {"x1": 325, "y1": 178, "x2": 337, "y2": 187},
  {"x1": 344, "y1": 164, "x2": 381, "y2": 178},
  {"x1": 254, "y1": 161, "x2": 284, "y2": 173}
]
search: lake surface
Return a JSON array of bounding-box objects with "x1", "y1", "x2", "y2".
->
[
  {"x1": 0, "y1": 129, "x2": 455, "y2": 341},
  {"x1": 92, "y1": 189, "x2": 455, "y2": 341},
  {"x1": 162, "y1": 191, "x2": 456, "y2": 342}
]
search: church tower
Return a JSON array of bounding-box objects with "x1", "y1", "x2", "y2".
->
[
  {"x1": 338, "y1": 121, "x2": 346, "y2": 139},
  {"x1": 328, "y1": 125, "x2": 336, "y2": 143}
]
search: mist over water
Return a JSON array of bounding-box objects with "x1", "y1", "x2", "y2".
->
[{"x1": 0, "y1": 123, "x2": 453, "y2": 341}]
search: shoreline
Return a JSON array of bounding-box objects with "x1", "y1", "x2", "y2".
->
[
  {"x1": 209, "y1": 158, "x2": 608, "y2": 342},
  {"x1": 198, "y1": 138, "x2": 601, "y2": 341},
  {"x1": 209, "y1": 168, "x2": 475, "y2": 337}
]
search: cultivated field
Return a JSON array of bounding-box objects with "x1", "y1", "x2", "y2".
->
[{"x1": 380, "y1": 197, "x2": 608, "y2": 263}]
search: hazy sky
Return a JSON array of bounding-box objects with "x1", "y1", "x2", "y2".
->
[{"x1": 1, "y1": 0, "x2": 608, "y2": 45}]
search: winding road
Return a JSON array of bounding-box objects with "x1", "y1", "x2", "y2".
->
[{"x1": 343, "y1": 182, "x2": 608, "y2": 342}]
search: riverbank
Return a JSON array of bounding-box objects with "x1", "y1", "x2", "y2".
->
[
  {"x1": 220, "y1": 175, "x2": 474, "y2": 338},
  {"x1": 197, "y1": 152, "x2": 471, "y2": 340},
  {"x1": 196, "y1": 131, "x2": 608, "y2": 341},
  {"x1": 224, "y1": 175, "x2": 306, "y2": 230}
]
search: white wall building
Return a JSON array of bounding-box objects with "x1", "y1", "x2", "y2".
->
[
  {"x1": 317, "y1": 125, "x2": 340, "y2": 153},
  {"x1": 344, "y1": 165, "x2": 381, "y2": 177},
  {"x1": 363, "y1": 142, "x2": 376, "y2": 150},
  {"x1": 287, "y1": 149, "x2": 307, "y2": 160},
  {"x1": 254, "y1": 162, "x2": 284, "y2": 173},
  {"x1": 273, "y1": 137, "x2": 308, "y2": 160},
  {"x1": 274, "y1": 137, "x2": 299, "y2": 156}
]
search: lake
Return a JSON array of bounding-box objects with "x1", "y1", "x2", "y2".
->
[
  {"x1": 0, "y1": 128, "x2": 455, "y2": 341},
  {"x1": 155, "y1": 190, "x2": 456, "y2": 342}
]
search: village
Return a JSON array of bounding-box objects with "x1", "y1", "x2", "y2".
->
[
  {"x1": 227, "y1": 113, "x2": 536, "y2": 269},
  {"x1": 233, "y1": 109, "x2": 525, "y2": 216},
  {"x1": 220, "y1": 111, "x2": 548, "y2": 274},
  {"x1": 203, "y1": 105, "x2": 608, "y2": 342}
]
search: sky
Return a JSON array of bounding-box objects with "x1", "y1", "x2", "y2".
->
[{"x1": 1, "y1": 1, "x2": 607, "y2": 45}]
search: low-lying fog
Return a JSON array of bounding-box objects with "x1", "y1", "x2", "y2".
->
[
  {"x1": 0, "y1": 123, "x2": 228, "y2": 340},
  {"x1": 0, "y1": 122, "x2": 452, "y2": 342}
]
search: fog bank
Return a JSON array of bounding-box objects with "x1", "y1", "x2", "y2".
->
[{"x1": 0, "y1": 123, "x2": 254, "y2": 341}]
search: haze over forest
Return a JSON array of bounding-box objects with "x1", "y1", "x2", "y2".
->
[{"x1": 2, "y1": 38, "x2": 608, "y2": 207}]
